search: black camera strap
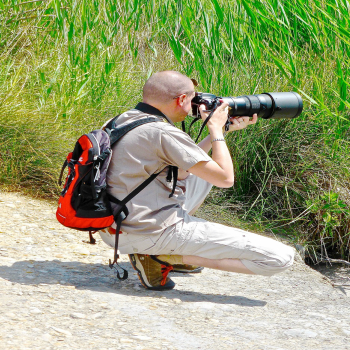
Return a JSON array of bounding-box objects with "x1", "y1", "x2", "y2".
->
[
  {"x1": 185, "y1": 116, "x2": 201, "y2": 137},
  {"x1": 194, "y1": 99, "x2": 220, "y2": 143},
  {"x1": 184, "y1": 111, "x2": 214, "y2": 143},
  {"x1": 181, "y1": 121, "x2": 186, "y2": 132},
  {"x1": 194, "y1": 110, "x2": 214, "y2": 143}
]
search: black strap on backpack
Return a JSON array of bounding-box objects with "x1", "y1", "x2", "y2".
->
[
  {"x1": 166, "y1": 166, "x2": 178, "y2": 198},
  {"x1": 108, "y1": 171, "x2": 160, "y2": 276},
  {"x1": 106, "y1": 116, "x2": 164, "y2": 279},
  {"x1": 134, "y1": 102, "x2": 179, "y2": 198}
]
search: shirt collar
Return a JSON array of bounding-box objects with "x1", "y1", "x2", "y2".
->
[{"x1": 135, "y1": 102, "x2": 175, "y2": 126}]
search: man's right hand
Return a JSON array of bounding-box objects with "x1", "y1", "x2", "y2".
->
[{"x1": 199, "y1": 102, "x2": 229, "y2": 134}]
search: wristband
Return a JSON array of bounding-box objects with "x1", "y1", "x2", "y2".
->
[{"x1": 211, "y1": 138, "x2": 225, "y2": 143}]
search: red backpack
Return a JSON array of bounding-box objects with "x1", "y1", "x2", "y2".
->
[{"x1": 56, "y1": 116, "x2": 162, "y2": 279}]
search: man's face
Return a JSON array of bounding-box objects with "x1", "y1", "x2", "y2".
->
[
  {"x1": 174, "y1": 83, "x2": 195, "y2": 122},
  {"x1": 184, "y1": 90, "x2": 196, "y2": 115}
]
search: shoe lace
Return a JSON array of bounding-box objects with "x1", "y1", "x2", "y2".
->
[{"x1": 160, "y1": 264, "x2": 174, "y2": 286}]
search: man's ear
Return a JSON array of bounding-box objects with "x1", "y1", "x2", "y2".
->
[{"x1": 176, "y1": 94, "x2": 186, "y2": 106}]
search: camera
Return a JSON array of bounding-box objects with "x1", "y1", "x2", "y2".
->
[{"x1": 191, "y1": 92, "x2": 303, "y2": 121}]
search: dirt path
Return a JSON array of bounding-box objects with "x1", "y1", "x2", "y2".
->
[{"x1": 0, "y1": 191, "x2": 349, "y2": 350}]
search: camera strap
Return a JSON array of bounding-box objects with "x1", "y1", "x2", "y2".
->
[
  {"x1": 194, "y1": 108, "x2": 216, "y2": 143},
  {"x1": 184, "y1": 117, "x2": 200, "y2": 137}
]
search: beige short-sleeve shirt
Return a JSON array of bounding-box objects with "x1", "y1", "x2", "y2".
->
[{"x1": 106, "y1": 105, "x2": 212, "y2": 235}]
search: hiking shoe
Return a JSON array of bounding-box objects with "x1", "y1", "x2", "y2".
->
[
  {"x1": 128, "y1": 254, "x2": 175, "y2": 291},
  {"x1": 155, "y1": 255, "x2": 204, "y2": 274},
  {"x1": 171, "y1": 264, "x2": 204, "y2": 274}
]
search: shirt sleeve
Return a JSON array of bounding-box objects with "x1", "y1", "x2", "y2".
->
[{"x1": 156, "y1": 124, "x2": 212, "y2": 171}]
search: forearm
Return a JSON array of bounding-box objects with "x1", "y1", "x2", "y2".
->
[
  {"x1": 208, "y1": 126, "x2": 234, "y2": 180},
  {"x1": 197, "y1": 134, "x2": 212, "y2": 154},
  {"x1": 198, "y1": 129, "x2": 233, "y2": 175}
]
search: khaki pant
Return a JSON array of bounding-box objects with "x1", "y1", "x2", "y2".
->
[{"x1": 99, "y1": 175, "x2": 294, "y2": 276}]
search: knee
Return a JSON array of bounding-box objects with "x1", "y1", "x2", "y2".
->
[
  {"x1": 276, "y1": 245, "x2": 295, "y2": 270},
  {"x1": 264, "y1": 245, "x2": 295, "y2": 276},
  {"x1": 242, "y1": 245, "x2": 295, "y2": 276}
]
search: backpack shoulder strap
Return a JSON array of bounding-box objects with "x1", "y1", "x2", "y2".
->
[
  {"x1": 109, "y1": 116, "x2": 161, "y2": 147},
  {"x1": 102, "y1": 115, "x2": 120, "y2": 131},
  {"x1": 108, "y1": 170, "x2": 161, "y2": 275},
  {"x1": 107, "y1": 115, "x2": 164, "y2": 208}
]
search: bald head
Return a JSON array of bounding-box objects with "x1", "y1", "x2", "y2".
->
[{"x1": 143, "y1": 71, "x2": 193, "y2": 105}]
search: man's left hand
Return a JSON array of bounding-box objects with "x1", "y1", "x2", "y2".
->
[{"x1": 226, "y1": 113, "x2": 258, "y2": 132}]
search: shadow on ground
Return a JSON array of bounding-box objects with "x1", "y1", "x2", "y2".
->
[{"x1": 0, "y1": 259, "x2": 267, "y2": 307}]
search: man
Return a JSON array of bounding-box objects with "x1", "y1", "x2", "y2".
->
[{"x1": 99, "y1": 71, "x2": 294, "y2": 290}]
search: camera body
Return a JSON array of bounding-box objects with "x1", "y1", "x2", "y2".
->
[{"x1": 191, "y1": 92, "x2": 303, "y2": 120}]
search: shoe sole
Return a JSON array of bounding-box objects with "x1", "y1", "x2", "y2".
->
[
  {"x1": 128, "y1": 254, "x2": 175, "y2": 291},
  {"x1": 171, "y1": 266, "x2": 204, "y2": 274}
]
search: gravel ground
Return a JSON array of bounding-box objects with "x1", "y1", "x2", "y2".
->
[{"x1": 0, "y1": 191, "x2": 349, "y2": 350}]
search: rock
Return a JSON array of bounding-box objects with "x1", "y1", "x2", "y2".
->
[
  {"x1": 41, "y1": 333, "x2": 52, "y2": 341},
  {"x1": 29, "y1": 308, "x2": 42, "y2": 314},
  {"x1": 284, "y1": 329, "x2": 318, "y2": 338},
  {"x1": 130, "y1": 335, "x2": 152, "y2": 341},
  {"x1": 70, "y1": 313, "x2": 86, "y2": 319},
  {"x1": 119, "y1": 338, "x2": 134, "y2": 343},
  {"x1": 75, "y1": 248, "x2": 90, "y2": 256},
  {"x1": 5, "y1": 204, "x2": 16, "y2": 208},
  {"x1": 51, "y1": 327, "x2": 72, "y2": 337},
  {"x1": 342, "y1": 328, "x2": 350, "y2": 336}
]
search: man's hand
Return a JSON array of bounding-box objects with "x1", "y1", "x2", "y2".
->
[
  {"x1": 226, "y1": 114, "x2": 258, "y2": 132},
  {"x1": 199, "y1": 102, "x2": 229, "y2": 131},
  {"x1": 199, "y1": 104, "x2": 258, "y2": 133}
]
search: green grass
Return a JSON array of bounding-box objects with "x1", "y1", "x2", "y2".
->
[{"x1": 1, "y1": 0, "x2": 349, "y2": 261}]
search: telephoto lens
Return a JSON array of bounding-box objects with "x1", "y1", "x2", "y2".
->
[
  {"x1": 222, "y1": 92, "x2": 303, "y2": 119},
  {"x1": 192, "y1": 92, "x2": 303, "y2": 120}
]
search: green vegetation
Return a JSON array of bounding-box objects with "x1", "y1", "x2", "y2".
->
[{"x1": 1, "y1": 0, "x2": 349, "y2": 261}]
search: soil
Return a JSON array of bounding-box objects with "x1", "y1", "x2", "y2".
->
[{"x1": 0, "y1": 191, "x2": 349, "y2": 350}]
